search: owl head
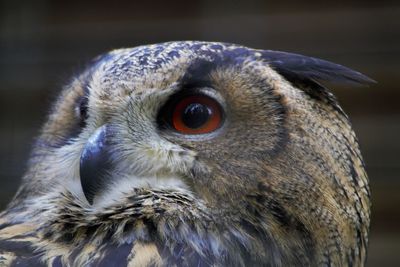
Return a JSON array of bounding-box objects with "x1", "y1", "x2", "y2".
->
[{"x1": 6, "y1": 41, "x2": 371, "y2": 266}]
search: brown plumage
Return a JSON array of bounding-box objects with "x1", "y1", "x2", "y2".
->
[{"x1": 0, "y1": 41, "x2": 372, "y2": 266}]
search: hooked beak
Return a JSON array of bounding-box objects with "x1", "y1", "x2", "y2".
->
[{"x1": 79, "y1": 124, "x2": 113, "y2": 204}]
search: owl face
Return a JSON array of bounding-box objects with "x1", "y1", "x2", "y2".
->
[
  {"x1": 8, "y1": 41, "x2": 371, "y2": 266},
  {"x1": 24, "y1": 43, "x2": 288, "y2": 209}
]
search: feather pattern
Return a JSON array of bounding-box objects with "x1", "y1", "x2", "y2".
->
[{"x1": 0, "y1": 41, "x2": 371, "y2": 266}]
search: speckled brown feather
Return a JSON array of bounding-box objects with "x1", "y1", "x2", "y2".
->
[{"x1": 0, "y1": 41, "x2": 371, "y2": 266}]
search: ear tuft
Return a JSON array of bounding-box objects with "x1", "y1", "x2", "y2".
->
[{"x1": 260, "y1": 50, "x2": 376, "y2": 86}]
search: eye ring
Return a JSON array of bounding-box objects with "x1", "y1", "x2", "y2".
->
[{"x1": 171, "y1": 95, "x2": 223, "y2": 135}]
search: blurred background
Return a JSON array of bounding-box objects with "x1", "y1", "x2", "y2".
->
[{"x1": 0, "y1": 0, "x2": 398, "y2": 265}]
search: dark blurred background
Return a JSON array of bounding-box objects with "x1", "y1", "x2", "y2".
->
[{"x1": 0, "y1": 0, "x2": 398, "y2": 265}]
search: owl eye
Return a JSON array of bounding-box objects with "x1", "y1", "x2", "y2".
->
[
  {"x1": 170, "y1": 95, "x2": 223, "y2": 134},
  {"x1": 75, "y1": 96, "x2": 89, "y2": 127}
]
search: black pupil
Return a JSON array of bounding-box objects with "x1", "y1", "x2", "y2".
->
[{"x1": 181, "y1": 103, "x2": 212, "y2": 129}]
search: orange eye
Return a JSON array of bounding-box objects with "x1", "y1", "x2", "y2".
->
[{"x1": 172, "y1": 95, "x2": 223, "y2": 134}]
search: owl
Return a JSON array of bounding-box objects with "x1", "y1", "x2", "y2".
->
[{"x1": 0, "y1": 41, "x2": 372, "y2": 266}]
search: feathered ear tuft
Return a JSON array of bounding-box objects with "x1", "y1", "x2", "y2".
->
[{"x1": 260, "y1": 50, "x2": 376, "y2": 86}]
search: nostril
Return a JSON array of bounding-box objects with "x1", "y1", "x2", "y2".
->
[{"x1": 79, "y1": 124, "x2": 113, "y2": 204}]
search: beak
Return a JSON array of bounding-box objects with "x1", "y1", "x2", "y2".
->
[{"x1": 79, "y1": 124, "x2": 113, "y2": 204}]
